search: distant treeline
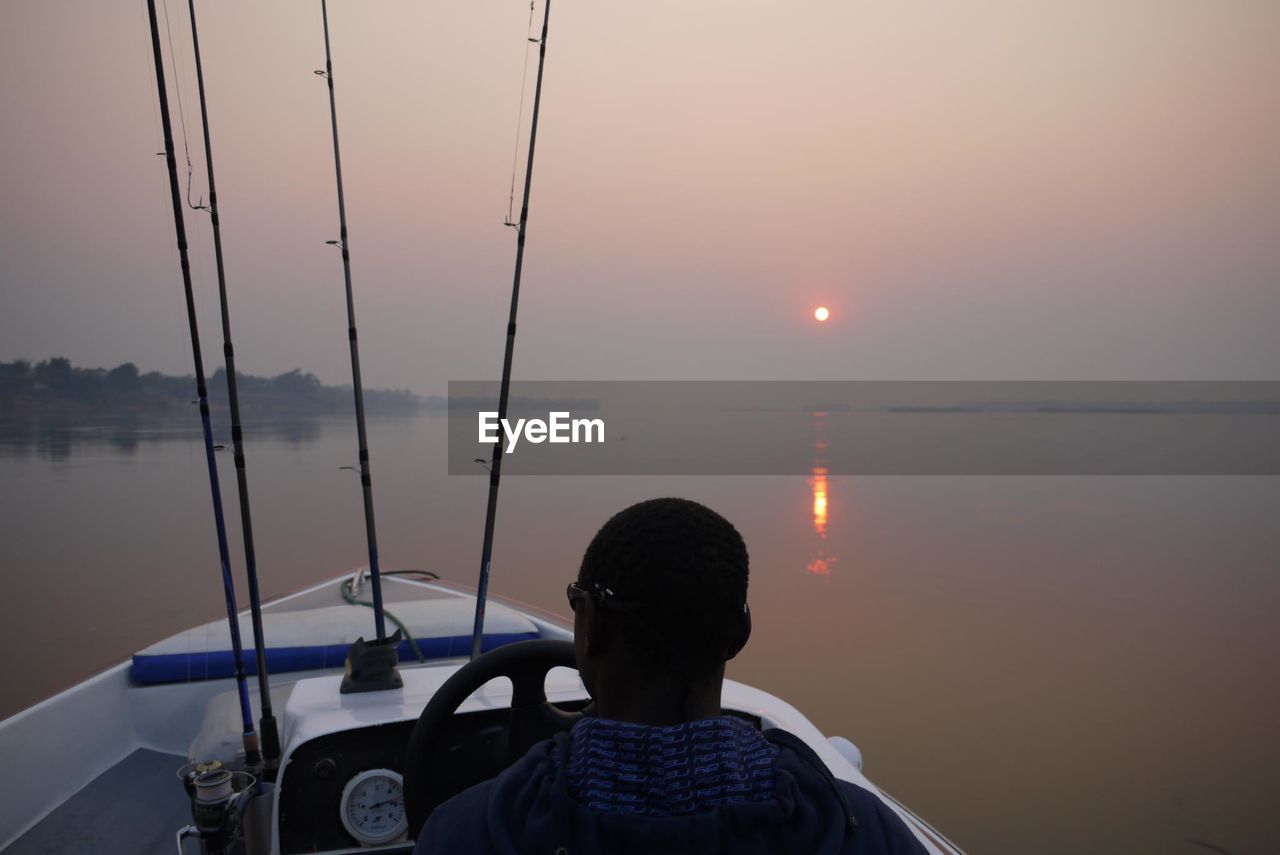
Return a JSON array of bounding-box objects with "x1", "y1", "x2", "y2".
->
[{"x1": 0, "y1": 358, "x2": 424, "y2": 420}]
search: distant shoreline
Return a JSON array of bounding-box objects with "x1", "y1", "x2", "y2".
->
[
  {"x1": 0, "y1": 358, "x2": 424, "y2": 422},
  {"x1": 0, "y1": 359, "x2": 601, "y2": 426}
]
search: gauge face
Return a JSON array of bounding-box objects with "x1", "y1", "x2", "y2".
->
[{"x1": 339, "y1": 768, "x2": 407, "y2": 846}]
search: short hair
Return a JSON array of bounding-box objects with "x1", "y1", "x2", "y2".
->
[{"x1": 578, "y1": 498, "x2": 749, "y2": 677}]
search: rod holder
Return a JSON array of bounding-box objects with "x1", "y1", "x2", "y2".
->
[{"x1": 340, "y1": 630, "x2": 404, "y2": 694}]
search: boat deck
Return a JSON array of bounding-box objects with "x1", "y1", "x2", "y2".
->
[
  {"x1": 5, "y1": 749, "x2": 188, "y2": 854},
  {"x1": 0, "y1": 574, "x2": 959, "y2": 854},
  {"x1": 0, "y1": 573, "x2": 574, "y2": 854}
]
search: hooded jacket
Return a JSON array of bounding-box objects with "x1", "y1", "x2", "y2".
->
[{"x1": 413, "y1": 717, "x2": 928, "y2": 854}]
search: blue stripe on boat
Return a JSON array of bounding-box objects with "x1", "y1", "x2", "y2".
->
[{"x1": 130, "y1": 631, "x2": 540, "y2": 684}]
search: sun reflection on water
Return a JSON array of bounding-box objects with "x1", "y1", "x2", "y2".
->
[
  {"x1": 811, "y1": 466, "x2": 829, "y2": 538},
  {"x1": 807, "y1": 411, "x2": 836, "y2": 575}
]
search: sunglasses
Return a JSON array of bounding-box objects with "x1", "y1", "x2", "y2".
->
[{"x1": 565, "y1": 581, "x2": 641, "y2": 613}]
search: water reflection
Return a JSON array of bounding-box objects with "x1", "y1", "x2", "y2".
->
[
  {"x1": 807, "y1": 411, "x2": 836, "y2": 575},
  {"x1": 268, "y1": 418, "x2": 325, "y2": 446},
  {"x1": 0, "y1": 415, "x2": 341, "y2": 460},
  {"x1": 812, "y1": 467, "x2": 829, "y2": 537},
  {"x1": 0, "y1": 422, "x2": 80, "y2": 462},
  {"x1": 108, "y1": 428, "x2": 141, "y2": 456}
]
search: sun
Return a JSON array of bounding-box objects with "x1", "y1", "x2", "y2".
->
[{"x1": 813, "y1": 306, "x2": 830, "y2": 322}]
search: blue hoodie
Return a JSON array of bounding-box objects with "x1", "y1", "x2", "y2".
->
[{"x1": 414, "y1": 717, "x2": 929, "y2": 854}]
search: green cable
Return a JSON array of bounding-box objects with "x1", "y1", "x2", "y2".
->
[{"x1": 339, "y1": 570, "x2": 440, "y2": 663}]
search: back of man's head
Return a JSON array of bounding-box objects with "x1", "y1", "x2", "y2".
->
[{"x1": 577, "y1": 497, "x2": 750, "y2": 679}]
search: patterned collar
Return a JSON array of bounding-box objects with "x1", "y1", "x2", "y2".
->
[{"x1": 558, "y1": 716, "x2": 779, "y2": 816}]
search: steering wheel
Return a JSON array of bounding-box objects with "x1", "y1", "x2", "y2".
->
[{"x1": 403, "y1": 639, "x2": 588, "y2": 836}]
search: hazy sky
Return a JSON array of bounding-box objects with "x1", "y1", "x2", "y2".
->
[{"x1": 2, "y1": 1, "x2": 1278, "y2": 393}]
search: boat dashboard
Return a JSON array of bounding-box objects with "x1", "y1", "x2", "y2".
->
[
  {"x1": 275, "y1": 700, "x2": 765, "y2": 853},
  {"x1": 277, "y1": 717, "x2": 417, "y2": 854},
  {"x1": 277, "y1": 708, "x2": 473, "y2": 853},
  {"x1": 236, "y1": 659, "x2": 920, "y2": 854},
  {"x1": 269, "y1": 661, "x2": 590, "y2": 854}
]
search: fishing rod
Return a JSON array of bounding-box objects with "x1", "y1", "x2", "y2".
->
[
  {"x1": 144, "y1": 0, "x2": 260, "y2": 767},
  {"x1": 316, "y1": 0, "x2": 388, "y2": 643},
  {"x1": 186, "y1": 0, "x2": 279, "y2": 766},
  {"x1": 470, "y1": 0, "x2": 553, "y2": 661}
]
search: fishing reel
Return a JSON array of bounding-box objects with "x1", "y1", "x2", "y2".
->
[{"x1": 176, "y1": 762, "x2": 269, "y2": 855}]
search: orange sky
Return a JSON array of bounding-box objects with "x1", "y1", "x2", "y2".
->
[{"x1": 2, "y1": 0, "x2": 1278, "y2": 390}]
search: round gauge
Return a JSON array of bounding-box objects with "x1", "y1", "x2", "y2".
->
[{"x1": 339, "y1": 768, "x2": 407, "y2": 846}]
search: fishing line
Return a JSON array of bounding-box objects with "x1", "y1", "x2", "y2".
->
[
  {"x1": 160, "y1": 0, "x2": 203, "y2": 210},
  {"x1": 471, "y1": 0, "x2": 553, "y2": 660},
  {"x1": 185, "y1": 0, "x2": 281, "y2": 768},
  {"x1": 505, "y1": 1, "x2": 537, "y2": 227},
  {"x1": 144, "y1": 0, "x2": 261, "y2": 767}
]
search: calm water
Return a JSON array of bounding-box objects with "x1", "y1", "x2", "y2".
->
[{"x1": 1, "y1": 413, "x2": 1277, "y2": 854}]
